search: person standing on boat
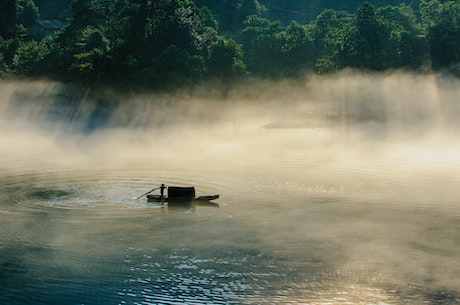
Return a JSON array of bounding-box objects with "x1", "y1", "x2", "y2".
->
[{"x1": 160, "y1": 184, "x2": 166, "y2": 200}]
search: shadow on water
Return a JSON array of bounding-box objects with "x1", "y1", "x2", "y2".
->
[
  {"x1": 6, "y1": 84, "x2": 119, "y2": 134},
  {"x1": 27, "y1": 188, "x2": 74, "y2": 200}
]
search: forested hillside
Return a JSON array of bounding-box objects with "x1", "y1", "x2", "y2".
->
[
  {"x1": 196, "y1": 0, "x2": 421, "y2": 25},
  {"x1": 1, "y1": 0, "x2": 459, "y2": 89}
]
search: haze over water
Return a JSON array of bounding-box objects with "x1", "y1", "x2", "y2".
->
[{"x1": 1, "y1": 71, "x2": 460, "y2": 304}]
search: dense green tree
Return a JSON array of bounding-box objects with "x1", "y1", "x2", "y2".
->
[
  {"x1": 70, "y1": 0, "x2": 102, "y2": 29},
  {"x1": 240, "y1": 16, "x2": 317, "y2": 76},
  {"x1": 238, "y1": 0, "x2": 265, "y2": 24},
  {"x1": 12, "y1": 39, "x2": 49, "y2": 74},
  {"x1": 377, "y1": 4, "x2": 426, "y2": 68},
  {"x1": 0, "y1": 0, "x2": 458, "y2": 85},
  {"x1": 313, "y1": 9, "x2": 352, "y2": 55},
  {"x1": 198, "y1": 6, "x2": 219, "y2": 30},
  {"x1": 220, "y1": 0, "x2": 241, "y2": 32},
  {"x1": 156, "y1": 45, "x2": 191, "y2": 72},
  {"x1": 421, "y1": 0, "x2": 460, "y2": 68},
  {"x1": 68, "y1": 25, "x2": 110, "y2": 81},
  {"x1": 354, "y1": 2, "x2": 382, "y2": 69},
  {"x1": 339, "y1": 2, "x2": 428, "y2": 70},
  {"x1": 281, "y1": 21, "x2": 314, "y2": 74},
  {"x1": 420, "y1": 0, "x2": 442, "y2": 26},
  {"x1": 0, "y1": 53, "x2": 7, "y2": 75},
  {"x1": 126, "y1": 45, "x2": 206, "y2": 88},
  {"x1": 264, "y1": 0, "x2": 321, "y2": 24},
  {"x1": 315, "y1": 57, "x2": 338, "y2": 73},
  {"x1": 207, "y1": 37, "x2": 246, "y2": 78},
  {"x1": 263, "y1": 0, "x2": 421, "y2": 25},
  {"x1": 240, "y1": 16, "x2": 284, "y2": 75},
  {"x1": 0, "y1": 0, "x2": 18, "y2": 38},
  {"x1": 0, "y1": 37, "x2": 18, "y2": 67},
  {"x1": 55, "y1": 0, "x2": 103, "y2": 59},
  {"x1": 312, "y1": 9, "x2": 353, "y2": 72},
  {"x1": 156, "y1": 44, "x2": 205, "y2": 78},
  {"x1": 51, "y1": 0, "x2": 216, "y2": 82},
  {"x1": 196, "y1": 0, "x2": 264, "y2": 33},
  {"x1": 17, "y1": 0, "x2": 40, "y2": 27},
  {"x1": 111, "y1": 0, "x2": 212, "y2": 64},
  {"x1": 194, "y1": 0, "x2": 217, "y2": 9},
  {"x1": 0, "y1": 37, "x2": 12, "y2": 75}
]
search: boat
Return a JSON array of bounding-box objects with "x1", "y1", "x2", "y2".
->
[
  {"x1": 145, "y1": 185, "x2": 219, "y2": 204},
  {"x1": 146, "y1": 194, "x2": 220, "y2": 202}
]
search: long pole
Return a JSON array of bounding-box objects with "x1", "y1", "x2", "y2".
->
[{"x1": 136, "y1": 187, "x2": 160, "y2": 200}]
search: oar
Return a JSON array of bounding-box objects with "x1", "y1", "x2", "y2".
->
[{"x1": 136, "y1": 187, "x2": 160, "y2": 200}]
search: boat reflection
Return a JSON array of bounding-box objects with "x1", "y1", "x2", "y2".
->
[
  {"x1": 168, "y1": 201, "x2": 220, "y2": 212},
  {"x1": 149, "y1": 200, "x2": 220, "y2": 211}
]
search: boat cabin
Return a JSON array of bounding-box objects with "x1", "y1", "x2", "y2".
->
[{"x1": 167, "y1": 186, "x2": 196, "y2": 202}]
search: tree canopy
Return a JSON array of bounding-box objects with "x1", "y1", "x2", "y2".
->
[{"x1": 1, "y1": 0, "x2": 460, "y2": 88}]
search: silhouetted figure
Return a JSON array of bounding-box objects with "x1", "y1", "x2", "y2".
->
[{"x1": 160, "y1": 184, "x2": 166, "y2": 200}]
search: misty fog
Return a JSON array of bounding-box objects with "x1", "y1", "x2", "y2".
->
[
  {"x1": 1, "y1": 71, "x2": 460, "y2": 304},
  {"x1": 2, "y1": 71, "x2": 460, "y2": 169}
]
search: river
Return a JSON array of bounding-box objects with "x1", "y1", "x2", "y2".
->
[{"x1": 1, "y1": 73, "x2": 459, "y2": 304}]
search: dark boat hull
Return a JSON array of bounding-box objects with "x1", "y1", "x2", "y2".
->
[{"x1": 146, "y1": 194, "x2": 219, "y2": 203}]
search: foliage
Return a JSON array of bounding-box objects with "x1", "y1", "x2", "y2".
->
[
  {"x1": 207, "y1": 37, "x2": 246, "y2": 78},
  {"x1": 354, "y1": 2, "x2": 382, "y2": 69},
  {"x1": 240, "y1": 16, "x2": 285, "y2": 75},
  {"x1": 376, "y1": 4, "x2": 426, "y2": 68},
  {"x1": 312, "y1": 9, "x2": 353, "y2": 72},
  {"x1": 421, "y1": 0, "x2": 460, "y2": 68},
  {"x1": 12, "y1": 39, "x2": 49, "y2": 74},
  {"x1": 68, "y1": 26, "x2": 110, "y2": 81},
  {"x1": 315, "y1": 57, "x2": 338, "y2": 74},
  {"x1": 70, "y1": 0, "x2": 102, "y2": 30},
  {"x1": 334, "y1": 2, "x2": 428, "y2": 70},
  {"x1": 0, "y1": 0, "x2": 460, "y2": 86},
  {"x1": 281, "y1": 21, "x2": 315, "y2": 74},
  {"x1": 156, "y1": 44, "x2": 206, "y2": 78},
  {"x1": 0, "y1": 0, "x2": 18, "y2": 38},
  {"x1": 17, "y1": 0, "x2": 40, "y2": 27},
  {"x1": 0, "y1": 38, "x2": 11, "y2": 75}
]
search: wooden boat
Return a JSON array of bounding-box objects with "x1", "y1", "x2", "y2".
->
[
  {"x1": 146, "y1": 194, "x2": 219, "y2": 202},
  {"x1": 146, "y1": 186, "x2": 219, "y2": 204}
]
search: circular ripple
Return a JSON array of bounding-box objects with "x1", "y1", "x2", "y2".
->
[{"x1": 1, "y1": 155, "x2": 460, "y2": 305}]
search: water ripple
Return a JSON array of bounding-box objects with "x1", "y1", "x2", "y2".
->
[{"x1": 1, "y1": 159, "x2": 460, "y2": 304}]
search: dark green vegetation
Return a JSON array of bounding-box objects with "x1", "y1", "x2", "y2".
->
[{"x1": 1, "y1": 0, "x2": 460, "y2": 89}]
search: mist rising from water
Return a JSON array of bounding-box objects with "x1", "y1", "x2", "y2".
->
[
  {"x1": 1, "y1": 71, "x2": 460, "y2": 302},
  {"x1": 1, "y1": 70, "x2": 460, "y2": 171}
]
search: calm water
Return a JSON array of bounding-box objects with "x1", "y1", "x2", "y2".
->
[{"x1": 1, "y1": 76, "x2": 460, "y2": 304}]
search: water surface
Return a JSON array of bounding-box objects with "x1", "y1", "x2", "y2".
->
[{"x1": 1, "y1": 74, "x2": 459, "y2": 304}]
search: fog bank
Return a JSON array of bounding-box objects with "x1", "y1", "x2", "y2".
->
[
  {"x1": 1, "y1": 71, "x2": 460, "y2": 303},
  {"x1": 1, "y1": 71, "x2": 460, "y2": 171}
]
